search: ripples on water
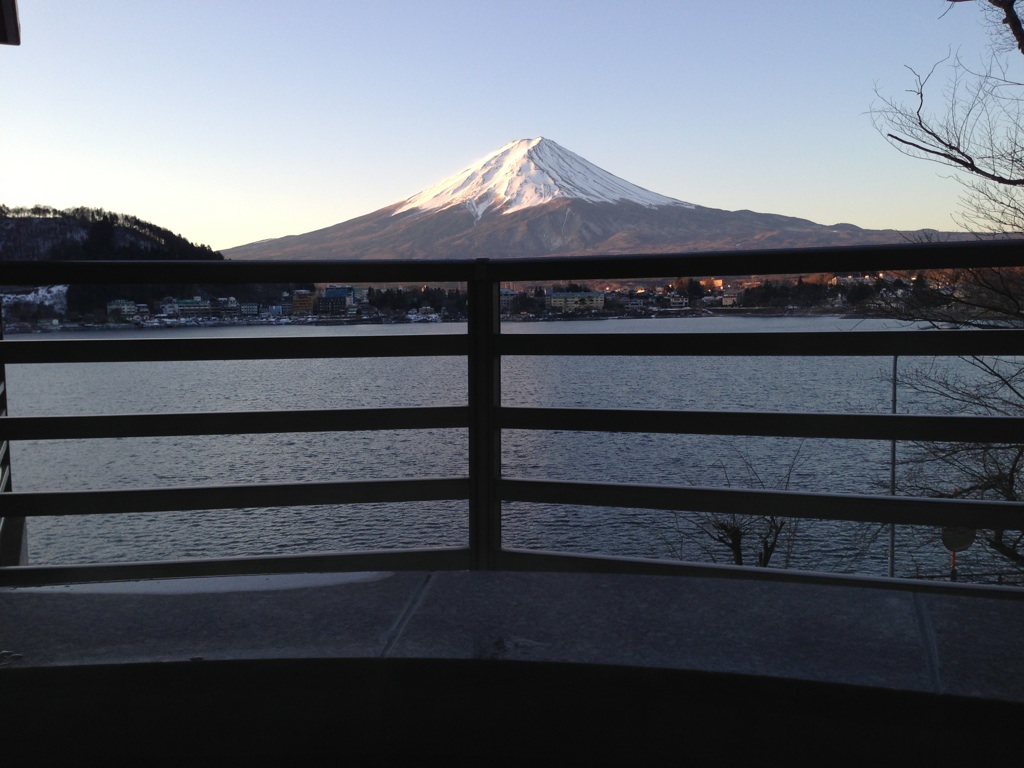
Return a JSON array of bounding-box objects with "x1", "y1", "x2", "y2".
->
[{"x1": 5, "y1": 317, "x2": 1016, "y2": 583}]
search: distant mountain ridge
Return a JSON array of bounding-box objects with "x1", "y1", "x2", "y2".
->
[
  {"x1": 224, "y1": 137, "x2": 958, "y2": 261},
  {"x1": 0, "y1": 205, "x2": 222, "y2": 262}
]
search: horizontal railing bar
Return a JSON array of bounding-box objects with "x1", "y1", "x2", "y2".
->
[
  {"x1": 11, "y1": 406, "x2": 1014, "y2": 444},
  {"x1": 1, "y1": 406, "x2": 469, "y2": 440},
  {"x1": 6, "y1": 331, "x2": 1019, "y2": 366},
  {"x1": 0, "y1": 548, "x2": 474, "y2": 588},
  {"x1": 0, "y1": 334, "x2": 468, "y2": 364},
  {"x1": 0, "y1": 259, "x2": 477, "y2": 285},
  {"x1": 498, "y1": 330, "x2": 1024, "y2": 357},
  {"x1": 492, "y1": 548, "x2": 1024, "y2": 599},
  {"x1": 4, "y1": 545, "x2": 1018, "y2": 596},
  {"x1": 483, "y1": 241, "x2": 1024, "y2": 281},
  {"x1": 8, "y1": 330, "x2": 1020, "y2": 365},
  {"x1": 500, "y1": 478, "x2": 1024, "y2": 530},
  {"x1": 3, "y1": 241, "x2": 1023, "y2": 285},
  {"x1": 3, "y1": 477, "x2": 469, "y2": 516},
  {"x1": 499, "y1": 407, "x2": 1024, "y2": 443}
]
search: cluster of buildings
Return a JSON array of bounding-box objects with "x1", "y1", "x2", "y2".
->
[
  {"x1": 106, "y1": 286, "x2": 369, "y2": 324},
  {"x1": 101, "y1": 273, "x2": 906, "y2": 326},
  {"x1": 498, "y1": 289, "x2": 609, "y2": 314},
  {"x1": 498, "y1": 279, "x2": 741, "y2": 318}
]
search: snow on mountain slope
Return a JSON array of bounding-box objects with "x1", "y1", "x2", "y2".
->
[{"x1": 395, "y1": 137, "x2": 693, "y2": 220}]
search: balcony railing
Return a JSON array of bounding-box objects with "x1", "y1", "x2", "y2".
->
[{"x1": 1, "y1": 241, "x2": 1023, "y2": 588}]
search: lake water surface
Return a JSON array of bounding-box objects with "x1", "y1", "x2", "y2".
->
[{"x1": 5, "y1": 316, "x2": 1016, "y2": 583}]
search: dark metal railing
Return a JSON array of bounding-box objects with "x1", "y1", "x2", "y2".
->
[
  {"x1": 0, "y1": 308, "x2": 17, "y2": 565},
  {"x1": 1, "y1": 241, "x2": 1023, "y2": 586}
]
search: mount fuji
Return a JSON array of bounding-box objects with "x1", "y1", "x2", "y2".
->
[{"x1": 223, "y1": 137, "x2": 933, "y2": 261}]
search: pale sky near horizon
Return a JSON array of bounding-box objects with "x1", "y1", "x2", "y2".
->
[{"x1": 0, "y1": 1, "x2": 1009, "y2": 252}]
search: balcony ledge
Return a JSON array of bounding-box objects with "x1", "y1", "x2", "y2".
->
[{"x1": 1, "y1": 569, "x2": 1022, "y2": 762}]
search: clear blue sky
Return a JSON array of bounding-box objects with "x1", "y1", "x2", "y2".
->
[{"x1": 0, "y1": 1, "x2": 1005, "y2": 251}]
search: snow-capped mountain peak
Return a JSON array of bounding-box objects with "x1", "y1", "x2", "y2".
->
[{"x1": 395, "y1": 137, "x2": 693, "y2": 219}]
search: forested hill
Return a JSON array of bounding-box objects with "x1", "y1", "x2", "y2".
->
[{"x1": 0, "y1": 205, "x2": 222, "y2": 261}]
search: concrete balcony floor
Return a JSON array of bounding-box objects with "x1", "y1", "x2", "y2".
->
[{"x1": 2, "y1": 569, "x2": 1022, "y2": 763}]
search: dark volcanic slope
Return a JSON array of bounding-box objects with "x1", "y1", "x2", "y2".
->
[{"x1": 223, "y1": 199, "x2": 932, "y2": 261}]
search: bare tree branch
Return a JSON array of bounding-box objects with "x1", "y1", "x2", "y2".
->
[
  {"x1": 873, "y1": 4, "x2": 1024, "y2": 573},
  {"x1": 988, "y1": 0, "x2": 1024, "y2": 56}
]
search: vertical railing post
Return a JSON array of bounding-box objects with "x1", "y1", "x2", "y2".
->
[
  {"x1": 888, "y1": 355, "x2": 898, "y2": 578},
  {"x1": 467, "y1": 259, "x2": 501, "y2": 569},
  {"x1": 0, "y1": 308, "x2": 27, "y2": 566},
  {"x1": 0, "y1": 2, "x2": 20, "y2": 561}
]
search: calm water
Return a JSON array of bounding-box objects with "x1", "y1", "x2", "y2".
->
[{"x1": 4, "y1": 316, "x2": 1016, "y2": 583}]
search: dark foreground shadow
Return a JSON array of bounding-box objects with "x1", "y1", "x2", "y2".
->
[{"x1": 2, "y1": 658, "x2": 1020, "y2": 765}]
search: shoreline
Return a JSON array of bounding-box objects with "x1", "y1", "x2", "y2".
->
[{"x1": 3, "y1": 307, "x2": 866, "y2": 334}]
